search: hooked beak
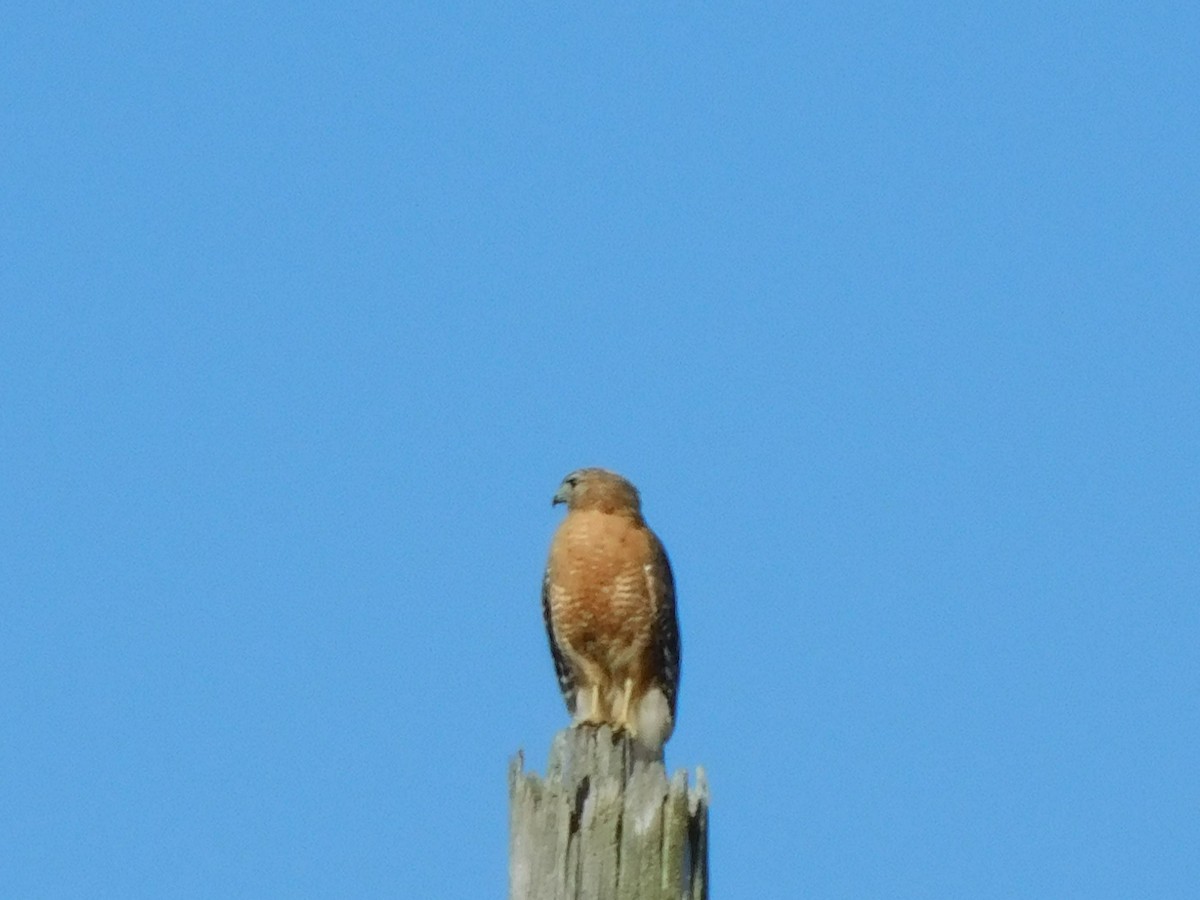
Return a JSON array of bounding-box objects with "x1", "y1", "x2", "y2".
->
[{"x1": 552, "y1": 486, "x2": 569, "y2": 506}]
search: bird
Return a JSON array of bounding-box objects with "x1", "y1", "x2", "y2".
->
[{"x1": 542, "y1": 468, "x2": 681, "y2": 758}]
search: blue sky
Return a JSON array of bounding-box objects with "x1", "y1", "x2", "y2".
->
[{"x1": 2, "y1": 3, "x2": 1197, "y2": 897}]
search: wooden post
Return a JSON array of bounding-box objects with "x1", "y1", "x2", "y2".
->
[{"x1": 509, "y1": 726, "x2": 709, "y2": 900}]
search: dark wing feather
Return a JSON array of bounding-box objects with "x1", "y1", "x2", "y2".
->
[
  {"x1": 649, "y1": 534, "x2": 682, "y2": 717},
  {"x1": 541, "y1": 570, "x2": 577, "y2": 714}
]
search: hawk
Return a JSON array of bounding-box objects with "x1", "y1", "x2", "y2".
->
[{"x1": 542, "y1": 468, "x2": 681, "y2": 757}]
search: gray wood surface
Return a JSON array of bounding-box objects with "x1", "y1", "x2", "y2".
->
[{"x1": 509, "y1": 727, "x2": 708, "y2": 900}]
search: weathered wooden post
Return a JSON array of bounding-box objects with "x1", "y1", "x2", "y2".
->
[{"x1": 509, "y1": 726, "x2": 709, "y2": 900}]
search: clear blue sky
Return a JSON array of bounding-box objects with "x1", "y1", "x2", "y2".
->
[{"x1": 3, "y1": 4, "x2": 1196, "y2": 897}]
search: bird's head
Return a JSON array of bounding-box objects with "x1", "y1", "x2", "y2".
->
[{"x1": 552, "y1": 468, "x2": 642, "y2": 516}]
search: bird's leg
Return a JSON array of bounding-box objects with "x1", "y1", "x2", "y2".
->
[
  {"x1": 574, "y1": 681, "x2": 605, "y2": 726},
  {"x1": 615, "y1": 677, "x2": 638, "y2": 737},
  {"x1": 588, "y1": 682, "x2": 604, "y2": 723}
]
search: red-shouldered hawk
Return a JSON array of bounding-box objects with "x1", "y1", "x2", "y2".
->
[{"x1": 542, "y1": 468, "x2": 681, "y2": 757}]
